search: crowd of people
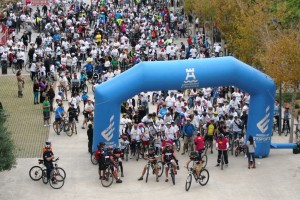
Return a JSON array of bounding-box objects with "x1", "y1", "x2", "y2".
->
[{"x1": 0, "y1": 0, "x2": 261, "y2": 185}]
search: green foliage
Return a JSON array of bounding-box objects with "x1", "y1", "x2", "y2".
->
[
  {"x1": 276, "y1": 93, "x2": 300, "y2": 103},
  {"x1": 0, "y1": 109, "x2": 16, "y2": 172}
]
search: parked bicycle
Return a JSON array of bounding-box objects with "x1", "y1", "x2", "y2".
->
[
  {"x1": 184, "y1": 165, "x2": 209, "y2": 191},
  {"x1": 29, "y1": 158, "x2": 66, "y2": 189},
  {"x1": 52, "y1": 117, "x2": 69, "y2": 135}
]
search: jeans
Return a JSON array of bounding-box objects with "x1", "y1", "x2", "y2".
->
[
  {"x1": 217, "y1": 150, "x2": 228, "y2": 164},
  {"x1": 247, "y1": 152, "x2": 255, "y2": 163},
  {"x1": 34, "y1": 92, "x2": 39, "y2": 103}
]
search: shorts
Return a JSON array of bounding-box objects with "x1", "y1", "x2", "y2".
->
[
  {"x1": 83, "y1": 111, "x2": 89, "y2": 118},
  {"x1": 43, "y1": 111, "x2": 50, "y2": 120},
  {"x1": 193, "y1": 162, "x2": 203, "y2": 172},
  {"x1": 183, "y1": 136, "x2": 193, "y2": 144},
  {"x1": 98, "y1": 162, "x2": 108, "y2": 170},
  {"x1": 205, "y1": 135, "x2": 213, "y2": 142},
  {"x1": 69, "y1": 117, "x2": 75, "y2": 122},
  {"x1": 55, "y1": 117, "x2": 61, "y2": 122},
  {"x1": 87, "y1": 71, "x2": 93, "y2": 79}
]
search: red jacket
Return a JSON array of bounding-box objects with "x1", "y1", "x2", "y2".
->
[{"x1": 217, "y1": 138, "x2": 228, "y2": 150}]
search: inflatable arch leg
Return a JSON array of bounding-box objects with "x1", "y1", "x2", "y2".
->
[{"x1": 94, "y1": 57, "x2": 276, "y2": 158}]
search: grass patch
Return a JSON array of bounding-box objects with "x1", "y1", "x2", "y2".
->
[{"x1": 0, "y1": 75, "x2": 49, "y2": 158}]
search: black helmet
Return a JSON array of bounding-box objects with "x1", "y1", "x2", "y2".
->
[
  {"x1": 219, "y1": 133, "x2": 224, "y2": 139},
  {"x1": 148, "y1": 147, "x2": 154, "y2": 151},
  {"x1": 114, "y1": 148, "x2": 122, "y2": 154}
]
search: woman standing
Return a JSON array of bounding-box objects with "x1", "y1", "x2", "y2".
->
[
  {"x1": 16, "y1": 70, "x2": 25, "y2": 98},
  {"x1": 246, "y1": 135, "x2": 256, "y2": 169},
  {"x1": 38, "y1": 78, "x2": 46, "y2": 103},
  {"x1": 33, "y1": 79, "x2": 39, "y2": 104}
]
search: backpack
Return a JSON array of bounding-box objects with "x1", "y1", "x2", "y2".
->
[{"x1": 207, "y1": 124, "x2": 215, "y2": 136}]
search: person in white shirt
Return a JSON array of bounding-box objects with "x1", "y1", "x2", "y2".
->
[
  {"x1": 190, "y1": 45, "x2": 197, "y2": 59},
  {"x1": 165, "y1": 92, "x2": 176, "y2": 110},
  {"x1": 164, "y1": 122, "x2": 175, "y2": 141},
  {"x1": 16, "y1": 49, "x2": 25, "y2": 70}
]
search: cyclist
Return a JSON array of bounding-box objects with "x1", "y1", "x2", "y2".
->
[
  {"x1": 205, "y1": 119, "x2": 217, "y2": 154},
  {"x1": 67, "y1": 103, "x2": 77, "y2": 132},
  {"x1": 137, "y1": 147, "x2": 159, "y2": 182},
  {"x1": 43, "y1": 144, "x2": 55, "y2": 182},
  {"x1": 106, "y1": 146, "x2": 123, "y2": 183},
  {"x1": 82, "y1": 99, "x2": 94, "y2": 129},
  {"x1": 113, "y1": 148, "x2": 124, "y2": 177},
  {"x1": 71, "y1": 73, "x2": 81, "y2": 95},
  {"x1": 185, "y1": 151, "x2": 203, "y2": 181},
  {"x1": 194, "y1": 132, "x2": 205, "y2": 157},
  {"x1": 54, "y1": 102, "x2": 65, "y2": 135},
  {"x1": 216, "y1": 133, "x2": 229, "y2": 167},
  {"x1": 161, "y1": 143, "x2": 179, "y2": 182},
  {"x1": 94, "y1": 142, "x2": 107, "y2": 180}
]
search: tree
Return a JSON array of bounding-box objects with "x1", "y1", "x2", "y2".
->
[{"x1": 0, "y1": 108, "x2": 16, "y2": 171}]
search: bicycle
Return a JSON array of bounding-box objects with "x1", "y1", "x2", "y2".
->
[
  {"x1": 101, "y1": 163, "x2": 115, "y2": 187},
  {"x1": 185, "y1": 165, "x2": 209, "y2": 191},
  {"x1": 218, "y1": 149, "x2": 227, "y2": 170},
  {"x1": 145, "y1": 159, "x2": 164, "y2": 183},
  {"x1": 29, "y1": 158, "x2": 66, "y2": 189},
  {"x1": 65, "y1": 119, "x2": 78, "y2": 137},
  {"x1": 168, "y1": 162, "x2": 176, "y2": 185},
  {"x1": 199, "y1": 149, "x2": 208, "y2": 169},
  {"x1": 131, "y1": 140, "x2": 142, "y2": 161},
  {"x1": 52, "y1": 117, "x2": 69, "y2": 135}
]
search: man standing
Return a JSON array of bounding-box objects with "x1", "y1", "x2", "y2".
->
[
  {"x1": 43, "y1": 96, "x2": 51, "y2": 126},
  {"x1": 181, "y1": 118, "x2": 196, "y2": 155}
]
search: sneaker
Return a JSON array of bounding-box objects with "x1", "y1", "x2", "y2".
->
[
  {"x1": 121, "y1": 173, "x2": 124, "y2": 177},
  {"x1": 177, "y1": 166, "x2": 180, "y2": 170},
  {"x1": 215, "y1": 163, "x2": 220, "y2": 167},
  {"x1": 165, "y1": 178, "x2": 168, "y2": 182},
  {"x1": 99, "y1": 176, "x2": 102, "y2": 180},
  {"x1": 211, "y1": 150, "x2": 213, "y2": 154},
  {"x1": 44, "y1": 124, "x2": 47, "y2": 127},
  {"x1": 156, "y1": 177, "x2": 159, "y2": 182},
  {"x1": 138, "y1": 177, "x2": 143, "y2": 181},
  {"x1": 116, "y1": 179, "x2": 122, "y2": 183},
  {"x1": 181, "y1": 152, "x2": 185, "y2": 155},
  {"x1": 82, "y1": 127, "x2": 85, "y2": 129},
  {"x1": 57, "y1": 132, "x2": 60, "y2": 135},
  {"x1": 196, "y1": 178, "x2": 199, "y2": 183}
]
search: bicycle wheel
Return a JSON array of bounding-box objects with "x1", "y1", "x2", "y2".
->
[
  {"x1": 145, "y1": 165, "x2": 150, "y2": 183},
  {"x1": 157, "y1": 161, "x2": 164, "y2": 177},
  {"x1": 42, "y1": 169, "x2": 48, "y2": 184},
  {"x1": 53, "y1": 122, "x2": 62, "y2": 134},
  {"x1": 185, "y1": 174, "x2": 192, "y2": 191},
  {"x1": 73, "y1": 123, "x2": 77, "y2": 135},
  {"x1": 235, "y1": 149, "x2": 238, "y2": 157},
  {"x1": 221, "y1": 154, "x2": 224, "y2": 170},
  {"x1": 176, "y1": 140, "x2": 181, "y2": 152},
  {"x1": 171, "y1": 168, "x2": 175, "y2": 185},
  {"x1": 54, "y1": 167, "x2": 66, "y2": 180},
  {"x1": 65, "y1": 124, "x2": 73, "y2": 137},
  {"x1": 101, "y1": 168, "x2": 114, "y2": 187},
  {"x1": 199, "y1": 169, "x2": 209, "y2": 186},
  {"x1": 12, "y1": 64, "x2": 16, "y2": 74},
  {"x1": 49, "y1": 174, "x2": 65, "y2": 189},
  {"x1": 29, "y1": 166, "x2": 43, "y2": 181},
  {"x1": 201, "y1": 155, "x2": 208, "y2": 168},
  {"x1": 25, "y1": 63, "x2": 31, "y2": 72},
  {"x1": 91, "y1": 153, "x2": 98, "y2": 165}
]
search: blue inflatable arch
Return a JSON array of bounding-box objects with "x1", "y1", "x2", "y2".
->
[{"x1": 94, "y1": 56, "x2": 276, "y2": 158}]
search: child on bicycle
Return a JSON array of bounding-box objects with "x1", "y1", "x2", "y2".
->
[
  {"x1": 185, "y1": 151, "x2": 203, "y2": 180},
  {"x1": 137, "y1": 147, "x2": 159, "y2": 182}
]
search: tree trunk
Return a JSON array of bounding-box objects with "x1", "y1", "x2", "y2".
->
[{"x1": 289, "y1": 87, "x2": 296, "y2": 143}]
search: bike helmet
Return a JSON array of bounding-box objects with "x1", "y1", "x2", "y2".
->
[
  {"x1": 45, "y1": 144, "x2": 51, "y2": 149},
  {"x1": 138, "y1": 123, "x2": 143, "y2": 127},
  {"x1": 180, "y1": 112, "x2": 185, "y2": 117},
  {"x1": 114, "y1": 148, "x2": 122, "y2": 154},
  {"x1": 219, "y1": 133, "x2": 224, "y2": 139},
  {"x1": 58, "y1": 102, "x2": 63, "y2": 106},
  {"x1": 157, "y1": 114, "x2": 162, "y2": 118},
  {"x1": 148, "y1": 147, "x2": 155, "y2": 151},
  {"x1": 58, "y1": 91, "x2": 63, "y2": 95}
]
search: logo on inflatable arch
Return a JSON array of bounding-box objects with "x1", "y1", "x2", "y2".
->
[
  {"x1": 181, "y1": 68, "x2": 199, "y2": 89},
  {"x1": 257, "y1": 106, "x2": 270, "y2": 134},
  {"x1": 101, "y1": 115, "x2": 115, "y2": 141}
]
